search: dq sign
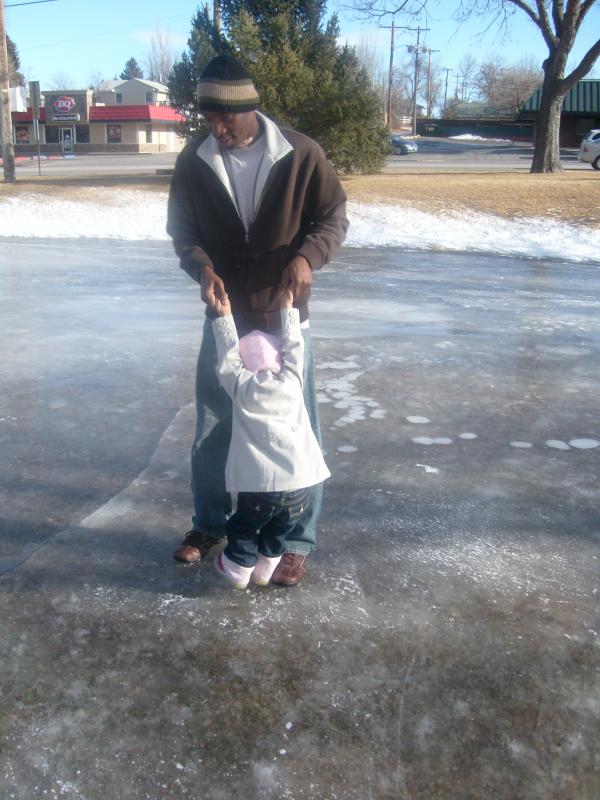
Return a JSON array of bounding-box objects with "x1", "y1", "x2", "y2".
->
[{"x1": 52, "y1": 96, "x2": 77, "y2": 113}]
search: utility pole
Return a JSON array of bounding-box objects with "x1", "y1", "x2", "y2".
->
[
  {"x1": 442, "y1": 67, "x2": 452, "y2": 116},
  {"x1": 426, "y1": 47, "x2": 439, "y2": 118},
  {"x1": 381, "y1": 14, "x2": 396, "y2": 129},
  {"x1": 0, "y1": 0, "x2": 16, "y2": 182},
  {"x1": 402, "y1": 26, "x2": 429, "y2": 136}
]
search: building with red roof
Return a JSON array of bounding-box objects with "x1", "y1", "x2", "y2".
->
[{"x1": 12, "y1": 87, "x2": 188, "y2": 155}]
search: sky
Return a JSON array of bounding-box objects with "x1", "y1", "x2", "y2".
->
[{"x1": 5, "y1": 0, "x2": 599, "y2": 91}]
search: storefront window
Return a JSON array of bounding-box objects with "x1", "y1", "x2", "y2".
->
[
  {"x1": 145, "y1": 125, "x2": 152, "y2": 144},
  {"x1": 106, "y1": 124, "x2": 122, "y2": 144},
  {"x1": 15, "y1": 125, "x2": 30, "y2": 144},
  {"x1": 75, "y1": 125, "x2": 90, "y2": 144},
  {"x1": 45, "y1": 126, "x2": 59, "y2": 144}
]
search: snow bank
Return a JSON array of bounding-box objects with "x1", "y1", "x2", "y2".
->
[
  {"x1": 0, "y1": 189, "x2": 598, "y2": 263},
  {"x1": 346, "y1": 201, "x2": 600, "y2": 263},
  {"x1": 450, "y1": 134, "x2": 512, "y2": 142}
]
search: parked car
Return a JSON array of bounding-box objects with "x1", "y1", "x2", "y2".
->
[
  {"x1": 389, "y1": 135, "x2": 418, "y2": 155},
  {"x1": 579, "y1": 129, "x2": 600, "y2": 170}
]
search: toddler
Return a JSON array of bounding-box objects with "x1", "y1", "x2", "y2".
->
[{"x1": 209, "y1": 289, "x2": 330, "y2": 589}]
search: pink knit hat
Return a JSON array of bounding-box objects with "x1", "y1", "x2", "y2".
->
[{"x1": 239, "y1": 330, "x2": 282, "y2": 373}]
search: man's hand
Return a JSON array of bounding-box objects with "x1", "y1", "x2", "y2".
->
[
  {"x1": 279, "y1": 255, "x2": 312, "y2": 301},
  {"x1": 200, "y1": 265, "x2": 227, "y2": 308},
  {"x1": 210, "y1": 292, "x2": 231, "y2": 317},
  {"x1": 282, "y1": 287, "x2": 294, "y2": 309}
]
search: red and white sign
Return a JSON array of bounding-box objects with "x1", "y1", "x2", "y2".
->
[{"x1": 52, "y1": 96, "x2": 77, "y2": 113}]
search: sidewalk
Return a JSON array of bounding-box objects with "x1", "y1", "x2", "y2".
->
[{"x1": 1, "y1": 240, "x2": 599, "y2": 799}]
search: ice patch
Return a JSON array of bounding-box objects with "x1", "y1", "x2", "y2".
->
[
  {"x1": 406, "y1": 416, "x2": 430, "y2": 424},
  {"x1": 401, "y1": 534, "x2": 572, "y2": 595},
  {"x1": 1, "y1": 189, "x2": 599, "y2": 263},
  {"x1": 546, "y1": 440, "x2": 571, "y2": 450},
  {"x1": 318, "y1": 363, "x2": 383, "y2": 428},
  {"x1": 458, "y1": 432, "x2": 478, "y2": 439},
  {"x1": 510, "y1": 441, "x2": 533, "y2": 448},
  {"x1": 337, "y1": 445, "x2": 358, "y2": 453},
  {"x1": 415, "y1": 464, "x2": 439, "y2": 474},
  {"x1": 569, "y1": 438, "x2": 599, "y2": 449}
]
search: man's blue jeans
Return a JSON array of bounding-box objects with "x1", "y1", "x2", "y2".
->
[{"x1": 191, "y1": 317, "x2": 322, "y2": 555}]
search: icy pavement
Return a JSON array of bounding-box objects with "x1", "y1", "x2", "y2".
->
[{"x1": 1, "y1": 240, "x2": 599, "y2": 799}]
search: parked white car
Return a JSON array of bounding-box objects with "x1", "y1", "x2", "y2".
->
[{"x1": 579, "y1": 129, "x2": 600, "y2": 170}]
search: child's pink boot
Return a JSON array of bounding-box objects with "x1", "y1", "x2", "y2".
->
[
  {"x1": 215, "y1": 552, "x2": 253, "y2": 590},
  {"x1": 251, "y1": 554, "x2": 282, "y2": 586}
]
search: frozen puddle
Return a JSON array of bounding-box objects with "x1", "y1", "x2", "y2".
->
[{"x1": 317, "y1": 358, "x2": 386, "y2": 427}]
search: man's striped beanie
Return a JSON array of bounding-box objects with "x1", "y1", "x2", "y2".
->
[{"x1": 197, "y1": 55, "x2": 259, "y2": 113}]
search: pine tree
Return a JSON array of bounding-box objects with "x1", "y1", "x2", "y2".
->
[
  {"x1": 7, "y1": 35, "x2": 25, "y2": 87},
  {"x1": 169, "y1": 2, "x2": 388, "y2": 172},
  {"x1": 119, "y1": 57, "x2": 144, "y2": 80}
]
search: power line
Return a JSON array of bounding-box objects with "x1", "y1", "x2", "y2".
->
[
  {"x1": 5, "y1": 0, "x2": 58, "y2": 7},
  {"x1": 17, "y1": 12, "x2": 189, "y2": 53}
]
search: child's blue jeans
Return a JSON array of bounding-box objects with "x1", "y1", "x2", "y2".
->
[{"x1": 224, "y1": 488, "x2": 311, "y2": 567}]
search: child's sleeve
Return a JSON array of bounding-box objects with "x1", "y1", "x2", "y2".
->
[
  {"x1": 212, "y1": 316, "x2": 255, "y2": 399},
  {"x1": 279, "y1": 308, "x2": 304, "y2": 387}
]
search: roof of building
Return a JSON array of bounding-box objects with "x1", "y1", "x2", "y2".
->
[
  {"x1": 520, "y1": 79, "x2": 600, "y2": 114},
  {"x1": 448, "y1": 101, "x2": 519, "y2": 120},
  {"x1": 12, "y1": 105, "x2": 185, "y2": 123},
  {"x1": 90, "y1": 104, "x2": 183, "y2": 121},
  {"x1": 115, "y1": 78, "x2": 169, "y2": 92},
  {"x1": 96, "y1": 80, "x2": 123, "y2": 91}
]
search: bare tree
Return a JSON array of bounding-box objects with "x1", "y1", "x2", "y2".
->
[
  {"x1": 355, "y1": 33, "x2": 388, "y2": 90},
  {"x1": 476, "y1": 55, "x2": 542, "y2": 110},
  {"x1": 49, "y1": 71, "x2": 74, "y2": 90},
  {"x1": 88, "y1": 71, "x2": 105, "y2": 92},
  {"x1": 341, "y1": 0, "x2": 600, "y2": 172},
  {"x1": 475, "y1": 56, "x2": 505, "y2": 104},
  {"x1": 355, "y1": 34, "x2": 390, "y2": 117},
  {"x1": 391, "y1": 55, "x2": 417, "y2": 123},
  {"x1": 455, "y1": 52, "x2": 478, "y2": 101},
  {"x1": 456, "y1": 0, "x2": 600, "y2": 172},
  {"x1": 145, "y1": 26, "x2": 176, "y2": 84},
  {"x1": 426, "y1": 59, "x2": 443, "y2": 116}
]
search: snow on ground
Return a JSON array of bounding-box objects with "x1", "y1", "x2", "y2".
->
[
  {"x1": 450, "y1": 134, "x2": 512, "y2": 142},
  {"x1": 0, "y1": 188, "x2": 598, "y2": 263}
]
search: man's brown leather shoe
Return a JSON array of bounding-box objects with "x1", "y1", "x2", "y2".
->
[
  {"x1": 270, "y1": 553, "x2": 308, "y2": 587},
  {"x1": 173, "y1": 530, "x2": 225, "y2": 564}
]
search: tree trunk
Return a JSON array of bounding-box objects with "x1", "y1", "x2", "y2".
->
[{"x1": 530, "y1": 70, "x2": 565, "y2": 173}]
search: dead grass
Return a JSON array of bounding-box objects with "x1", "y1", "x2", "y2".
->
[
  {"x1": 1, "y1": 168, "x2": 598, "y2": 226},
  {"x1": 341, "y1": 170, "x2": 600, "y2": 227}
]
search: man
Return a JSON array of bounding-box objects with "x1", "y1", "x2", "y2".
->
[{"x1": 166, "y1": 54, "x2": 348, "y2": 586}]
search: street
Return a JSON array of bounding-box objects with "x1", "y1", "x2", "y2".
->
[{"x1": 7, "y1": 137, "x2": 590, "y2": 178}]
